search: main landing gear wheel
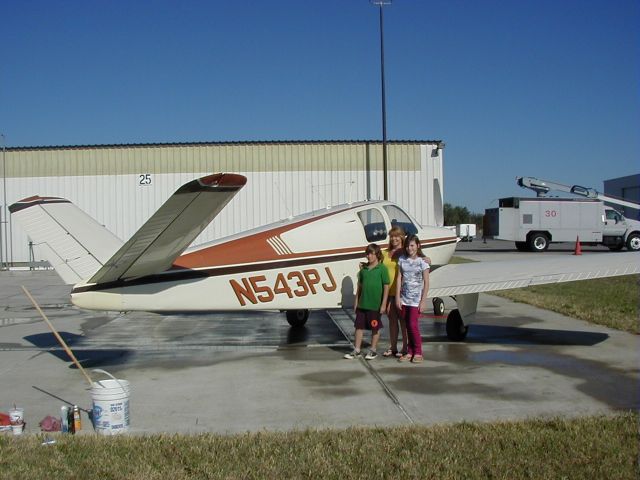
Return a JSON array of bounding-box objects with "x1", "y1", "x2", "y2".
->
[
  {"x1": 432, "y1": 297, "x2": 445, "y2": 316},
  {"x1": 446, "y1": 309, "x2": 469, "y2": 341},
  {"x1": 286, "y1": 309, "x2": 309, "y2": 327}
]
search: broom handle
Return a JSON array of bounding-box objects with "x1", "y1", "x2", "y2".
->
[{"x1": 21, "y1": 286, "x2": 93, "y2": 387}]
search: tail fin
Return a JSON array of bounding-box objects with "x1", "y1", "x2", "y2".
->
[{"x1": 9, "y1": 196, "x2": 123, "y2": 285}]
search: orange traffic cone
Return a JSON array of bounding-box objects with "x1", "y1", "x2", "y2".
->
[{"x1": 573, "y1": 236, "x2": 582, "y2": 255}]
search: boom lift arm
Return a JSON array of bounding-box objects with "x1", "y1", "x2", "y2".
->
[{"x1": 517, "y1": 177, "x2": 640, "y2": 211}]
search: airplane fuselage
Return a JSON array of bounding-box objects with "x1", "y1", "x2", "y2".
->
[{"x1": 70, "y1": 201, "x2": 457, "y2": 312}]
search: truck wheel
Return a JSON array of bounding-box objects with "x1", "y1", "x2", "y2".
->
[
  {"x1": 515, "y1": 241, "x2": 529, "y2": 252},
  {"x1": 626, "y1": 233, "x2": 640, "y2": 251},
  {"x1": 528, "y1": 233, "x2": 550, "y2": 252}
]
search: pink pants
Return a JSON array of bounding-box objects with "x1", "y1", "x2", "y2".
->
[{"x1": 402, "y1": 305, "x2": 422, "y2": 356}]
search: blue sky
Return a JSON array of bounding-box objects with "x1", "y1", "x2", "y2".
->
[{"x1": 2, "y1": 0, "x2": 638, "y2": 213}]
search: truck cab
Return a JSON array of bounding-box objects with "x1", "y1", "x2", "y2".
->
[{"x1": 602, "y1": 208, "x2": 640, "y2": 251}]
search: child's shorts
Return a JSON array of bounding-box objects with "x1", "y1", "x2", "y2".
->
[{"x1": 355, "y1": 308, "x2": 383, "y2": 332}]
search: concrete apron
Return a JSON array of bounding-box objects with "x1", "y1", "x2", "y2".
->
[{"x1": 0, "y1": 269, "x2": 637, "y2": 435}]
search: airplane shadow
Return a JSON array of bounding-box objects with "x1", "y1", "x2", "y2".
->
[
  {"x1": 427, "y1": 321, "x2": 609, "y2": 346},
  {"x1": 23, "y1": 332, "x2": 133, "y2": 368}
]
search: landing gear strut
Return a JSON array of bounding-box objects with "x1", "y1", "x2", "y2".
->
[{"x1": 286, "y1": 309, "x2": 309, "y2": 327}]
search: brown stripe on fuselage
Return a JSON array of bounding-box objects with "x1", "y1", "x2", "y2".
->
[
  {"x1": 173, "y1": 205, "x2": 363, "y2": 269},
  {"x1": 71, "y1": 238, "x2": 458, "y2": 294}
]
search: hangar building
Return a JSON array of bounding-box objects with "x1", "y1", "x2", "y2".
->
[
  {"x1": 604, "y1": 173, "x2": 640, "y2": 220},
  {"x1": 0, "y1": 140, "x2": 445, "y2": 265}
]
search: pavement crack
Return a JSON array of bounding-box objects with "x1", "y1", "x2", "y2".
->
[{"x1": 327, "y1": 309, "x2": 415, "y2": 425}]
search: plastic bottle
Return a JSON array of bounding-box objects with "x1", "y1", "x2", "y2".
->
[
  {"x1": 61, "y1": 406, "x2": 69, "y2": 433},
  {"x1": 72, "y1": 405, "x2": 82, "y2": 432},
  {"x1": 67, "y1": 408, "x2": 75, "y2": 434}
]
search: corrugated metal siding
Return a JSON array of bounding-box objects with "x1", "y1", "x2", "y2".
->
[
  {"x1": 5, "y1": 142, "x2": 424, "y2": 176},
  {"x1": 2, "y1": 141, "x2": 443, "y2": 264}
]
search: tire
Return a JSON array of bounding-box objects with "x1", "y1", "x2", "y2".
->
[
  {"x1": 432, "y1": 297, "x2": 445, "y2": 316},
  {"x1": 286, "y1": 309, "x2": 309, "y2": 327},
  {"x1": 446, "y1": 309, "x2": 468, "y2": 341},
  {"x1": 515, "y1": 241, "x2": 529, "y2": 252},
  {"x1": 528, "y1": 233, "x2": 550, "y2": 252},
  {"x1": 626, "y1": 233, "x2": 640, "y2": 252}
]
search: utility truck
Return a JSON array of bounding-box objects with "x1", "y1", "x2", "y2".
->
[{"x1": 484, "y1": 177, "x2": 640, "y2": 252}]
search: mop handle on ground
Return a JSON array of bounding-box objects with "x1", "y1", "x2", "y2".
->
[{"x1": 21, "y1": 286, "x2": 93, "y2": 387}]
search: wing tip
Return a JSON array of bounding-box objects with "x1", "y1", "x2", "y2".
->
[
  {"x1": 199, "y1": 173, "x2": 247, "y2": 188},
  {"x1": 9, "y1": 196, "x2": 70, "y2": 214}
]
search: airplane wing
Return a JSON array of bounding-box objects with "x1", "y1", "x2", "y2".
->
[
  {"x1": 429, "y1": 252, "x2": 640, "y2": 298},
  {"x1": 87, "y1": 173, "x2": 246, "y2": 285}
]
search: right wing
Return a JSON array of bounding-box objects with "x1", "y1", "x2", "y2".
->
[
  {"x1": 429, "y1": 252, "x2": 640, "y2": 298},
  {"x1": 87, "y1": 173, "x2": 246, "y2": 285}
]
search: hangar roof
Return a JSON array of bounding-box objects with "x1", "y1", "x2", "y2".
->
[{"x1": 7, "y1": 139, "x2": 443, "y2": 152}]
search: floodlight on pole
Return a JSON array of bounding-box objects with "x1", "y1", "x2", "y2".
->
[{"x1": 371, "y1": 0, "x2": 391, "y2": 200}]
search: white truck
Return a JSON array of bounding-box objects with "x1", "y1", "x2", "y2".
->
[
  {"x1": 456, "y1": 223, "x2": 477, "y2": 242},
  {"x1": 484, "y1": 197, "x2": 640, "y2": 251}
]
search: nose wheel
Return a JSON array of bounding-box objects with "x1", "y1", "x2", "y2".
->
[{"x1": 432, "y1": 297, "x2": 445, "y2": 316}]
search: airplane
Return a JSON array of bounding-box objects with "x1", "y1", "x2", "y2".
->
[{"x1": 9, "y1": 172, "x2": 640, "y2": 341}]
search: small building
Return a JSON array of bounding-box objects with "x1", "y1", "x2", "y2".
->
[
  {"x1": 0, "y1": 140, "x2": 445, "y2": 265},
  {"x1": 604, "y1": 174, "x2": 640, "y2": 220}
]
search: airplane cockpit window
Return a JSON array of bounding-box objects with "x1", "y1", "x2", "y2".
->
[
  {"x1": 358, "y1": 208, "x2": 387, "y2": 242},
  {"x1": 383, "y1": 205, "x2": 418, "y2": 235}
]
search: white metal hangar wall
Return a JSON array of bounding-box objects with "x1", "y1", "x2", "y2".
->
[{"x1": 1, "y1": 140, "x2": 445, "y2": 265}]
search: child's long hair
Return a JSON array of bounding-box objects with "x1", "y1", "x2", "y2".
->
[
  {"x1": 365, "y1": 243, "x2": 383, "y2": 264},
  {"x1": 387, "y1": 226, "x2": 406, "y2": 251},
  {"x1": 404, "y1": 234, "x2": 426, "y2": 257}
]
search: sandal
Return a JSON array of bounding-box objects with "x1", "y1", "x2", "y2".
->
[
  {"x1": 382, "y1": 348, "x2": 397, "y2": 357},
  {"x1": 398, "y1": 353, "x2": 412, "y2": 362},
  {"x1": 411, "y1": 355, "x2": 424, "y2": 364}
]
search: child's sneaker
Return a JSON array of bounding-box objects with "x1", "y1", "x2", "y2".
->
[
  {"x1": 365, "y1": 350, "x2": 378, "y2": 360},
  {"x1": 344, "y1": 350, "x2": 361, "y2": 359}
]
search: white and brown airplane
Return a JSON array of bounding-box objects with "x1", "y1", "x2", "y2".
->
[{"x1": 10, "y1": 173, "x2": 640, "y2": 341}]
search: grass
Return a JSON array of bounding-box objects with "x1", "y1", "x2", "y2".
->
[
  {"x1": 492, "y1": 275, "x2": 640, "y2": 334},
  {"x1": 449, "y1": 255, "x2": 477, "y2": 264},
  {"x1": 0, "y1": 413, "x2": 637, "y2": 480}
]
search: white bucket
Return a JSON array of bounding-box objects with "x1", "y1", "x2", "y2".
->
[{"x1": 90, "y1": 369, "x2": 130, "y2": 435}]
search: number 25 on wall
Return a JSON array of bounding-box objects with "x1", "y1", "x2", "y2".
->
[{"x1": 139, "y1": 174, "x2": 152, "y2": 186}]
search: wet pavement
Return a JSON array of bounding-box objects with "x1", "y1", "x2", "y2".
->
[{"x1": 0, "y1": 262, "x2": 638, "y2": 435}]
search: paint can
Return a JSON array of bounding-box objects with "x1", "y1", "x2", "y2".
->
[
  {"x1": 9, "y1": 407, "x2": 24, "y2": 425},
  {"x1": 90, "y1": 369, "x2": 130, "y2": 435},
  {"x1": 9, "y1": 407, "x2": 24, "y2": 435}
]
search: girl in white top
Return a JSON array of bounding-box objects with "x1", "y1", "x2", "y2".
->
[{"x1": 395, "y1": 234, "x2": 430, "y2": 363}]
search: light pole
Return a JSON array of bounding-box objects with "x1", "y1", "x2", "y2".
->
[
  {"x1": 371, "y1": 0, "x2": 391, "y2": 200},
  {"x1": 0, "y1": 133, "x2": 5, "y2": 269}
]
